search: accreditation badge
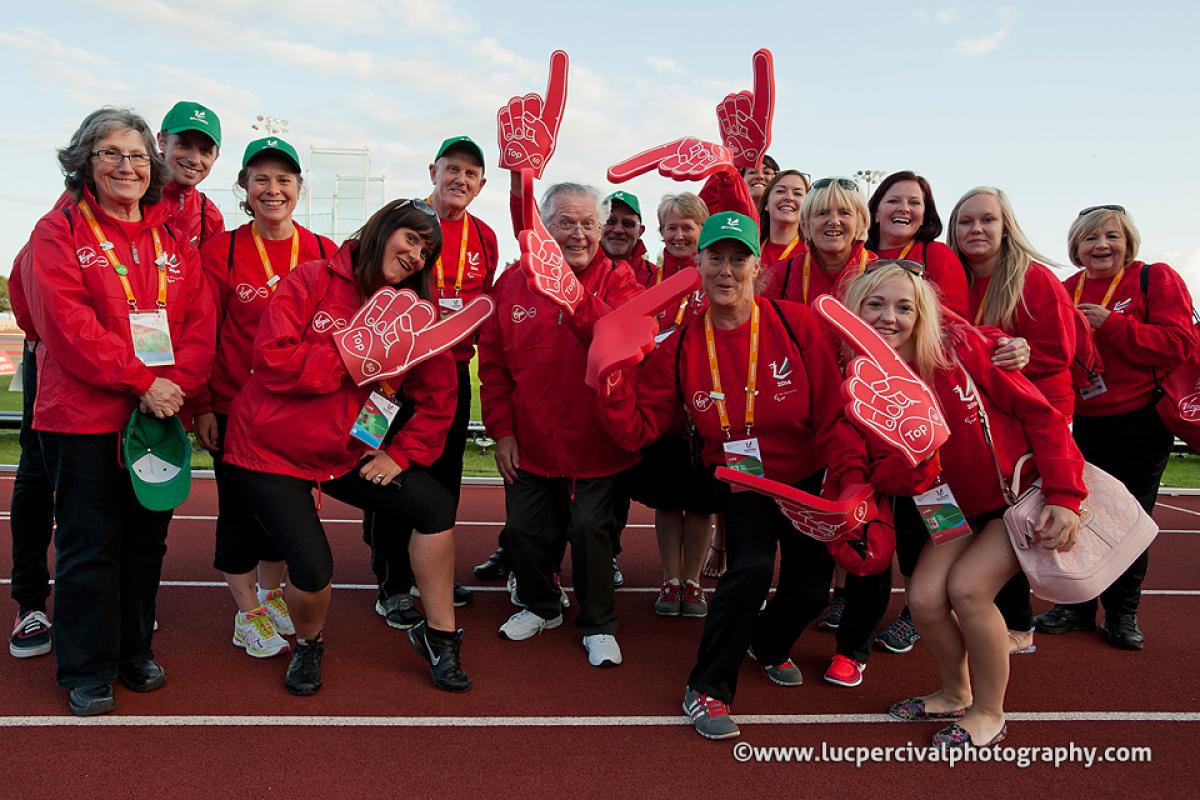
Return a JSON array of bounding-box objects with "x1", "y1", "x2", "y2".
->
[
  {"x1": 349, "y1": 391, "x2": 400, "y2": 448},
  {"x1": 913, "y1": 481, "x2": 973, "y2": 545},
  {"x1": 128, "y1": 310, "x2": 175, "y2": 367},
  {"x1": 722, "y1": 437, "x2": 765, "y2": 486},
  {"x1": 438, "y1": 297, "x2": 464, "y2": 318},
  {"x1": 1078, "y1": 371, "x2": 1108, "y2": 401}
]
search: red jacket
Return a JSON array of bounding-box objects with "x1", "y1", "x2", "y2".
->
[
  {"x1": 10, "y1": 243, "x2": 35, "y2": 340},
  {"x1": 600, "y1": 297, "x2": 868, "y2": 488},
  {"x1": 430, "y1": 212, "x2": 499, "y2": 364},
  {"x1": 478, "y1": 247, "x2": 644, "y2": 479},
  {"x1": 159, "y1": 182, "x2": 225, "y2": 250},
  {"x1": 197, "y1": 222, "x2": 337, "y2": 416},
  {"x1": 628, "y1": 240, "x2": 665, "y2": 290},
  {"x1": 1065, "y1": 261, "x2": 1198, "y2": 417},
  {"x1": 25, "y1": 188, "x2": 215, "y2": 433},
  {"x1": 222, "y1": 243, "x2": 457, "y2": 481},
  {"x1": 874, "y1": 241, "x2": 970, "y2": 317},
  {"x1": 968, "y1": 262, "x2": 1077, "y2": 418},
  {"x1": 865, "y1": 326, "x2": 1086, "y2": 516},
  {"x1": 698, "y1": 169, "x2": 757, "y2": 220},
  {"x1": 759, "y1": 242, "x2": 877, "y2": 304}
]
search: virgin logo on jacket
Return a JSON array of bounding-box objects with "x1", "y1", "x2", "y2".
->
[
  {"x1": 237, "y1": 283, "x2": 269, "y2": 303},
  {"x1": 76, "y1": 246, "x2": 99, "y2": 269},
  {"x1": 312, "y1": 311, "x2": 348, "y2": 332},
  {"x1": 692, "y1": 390, "x2": 714, "y2": 413},
  {"x1": 511, "y1": 304, "x2": 537, "y2": 323}
]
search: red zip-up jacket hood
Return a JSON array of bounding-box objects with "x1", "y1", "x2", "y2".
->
[
  {"x1": 967, "y1": 262, "x2": 1077, "y2": 418},
  {"x1": 222, "y1": 243, "x2": 457, "y2": 482},
  {"x1": 874, "y1": 240, "x2": 970, "y2": 317},
  {"x1": 160, "y1": 181, "x2": 226, "y2": 250},
  {"x1": 13, "y1": 192, "x2": 78, "y2": 341},
  {"x1": 1066, "y1": 261, "x2": 1197, "y2": 417},
  {"x1": 196, "y1": 222, "x2": 337, "y2": 416},
  {"x1": 26, "y1": 188, "x2": 215, "y2": 434},
  {"x1": 478, "y1": 246, "x2": 644, "y2": 479}
]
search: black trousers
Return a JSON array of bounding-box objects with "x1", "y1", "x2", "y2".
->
[
  {"x1": 688, "y1": 471, "x2": 837, "y2": 704},
  {"x1": 40, "y1": 431, "x2": 171, "y2": 688},
  {"x1": 1066, "y1": 403, "x2": 1172, "y2": 617},
  {"x1": 367, "y1": 364, "x2": 471, "y2": 596},
  {"x1": 10, "y1": 341, "x2": 55, "y2": 612},
  {"x1": 229, "y1": 464, "x2": 455, "y2": 593},
  {"x1": 211, "y1": 413, "x2": 282, "y2": 575},
  {"x1": 506, "y1": 469, "x2": 621, "y2": 635}
]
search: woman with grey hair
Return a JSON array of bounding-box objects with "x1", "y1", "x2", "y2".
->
[{"x1": 22, "y1": 107, "x2": 215, "y2": 715}]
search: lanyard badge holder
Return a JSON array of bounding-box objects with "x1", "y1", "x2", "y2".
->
[
  {"x1": 436, "y1": 213, "x2": 470, "y2": 317},
  {"x1": 912, "y1": 451, "x2": 972, "y2": 546},
  {"x1": 1070, "y1": 269, "x2": 1124, "y2": 401},
  {"x1": 251, "y1": 223, "x2": 300, "y2": 293},
  {"x1": 705, "y1": 305, "x2": 765, "y2": 483},
  {"x1": 350, "y1": 382, "x2": 401, "y2": 448},
  {"x1": 80, "y1": 200, "x2": 175, "y2": 367}
]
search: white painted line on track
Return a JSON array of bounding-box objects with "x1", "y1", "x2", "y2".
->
[
  {"x1": 0, "y1": 711, "x2": 1196, "y2": 728},
  {"x1": 1156, "y1": 502, "x2": 1200, "y2": 518}
]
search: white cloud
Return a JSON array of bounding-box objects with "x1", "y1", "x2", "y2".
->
[
  {"x1": 952, "y1": 6, "x2": 1020, "y2": 55},
  {"x1": 934, "y1": 6, "x2": 961, "y2": 24},
  {"x1": 645, "y1": 56, "x2": 684, "y2": 76},
  {"x1": 0, "y1": 28, "x2": 130, "y2": 106}
]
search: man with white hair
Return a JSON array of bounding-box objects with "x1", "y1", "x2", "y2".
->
[{"x1": 477, "y1": 179, "x2": 641, "y2": 667}]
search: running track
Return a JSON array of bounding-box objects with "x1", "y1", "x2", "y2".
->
[{"x1": 1, "y1": 475, "x2": 1198, "y2": 797}]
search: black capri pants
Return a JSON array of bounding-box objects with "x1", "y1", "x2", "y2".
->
[
  {"x1": 211, "y1": 413, "x2": 282, "y2": 575},
  {"x1": 227, "y1": 464, "x2": 455, "y2": 592}
]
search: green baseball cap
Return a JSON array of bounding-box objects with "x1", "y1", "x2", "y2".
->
[
  {"x1": 605, "y1": 191, "x2": 642, "y2": 219},
  {"x1": 435, "y1": 135, "x2": 485, "y2": 167},
  {"x1": 160, "y1": 101, "x2": 222, "y2": 148},
  {"x1": 242, "y1": 137, "x2": 302, "y2": 172},
  {"x1": 124, "y1": 410, "x2": 192, "y2": 512},
  {"x1": 698, "y1": 212, "x2": 761, "y2": 256}
]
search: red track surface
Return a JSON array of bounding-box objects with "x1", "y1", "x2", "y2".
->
[{"x1": 1, "y1": 476, "x2": 1198, "y2": 797}]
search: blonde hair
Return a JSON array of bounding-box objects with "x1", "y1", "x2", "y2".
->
[
  {"x1": 841, "y1": 264, "x2": 950, "y2": 384},
  {"x1": 800, "y1": 179, "x2": 869, "y2": 244},
  {"x1": 656, "y1": 192, "x2": 708, "y2": 228},
  {"x1": 947, "y1": 186, "x2": 1056, "y2": 329},
  {"x1": 1067, "y1": 208, "x2": 1141, "y2": 267}
]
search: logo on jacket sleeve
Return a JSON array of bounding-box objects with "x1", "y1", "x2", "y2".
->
[
  {"x1": 692, "y1": 391, "x2": 715, "y2": 413},
  {"x1": 76, "y1": 246, "x2": 99, "y2": 269},
  {"x1": 236, "y1": 283, "x2": 269, "y2": 303},
  {"x1": 511, "y1": 304, "x2": 537, "y2": 323},
  {"x1": 312, "y1": 311, "x2": 348, "y2": 332},
  {"x1": 1112, "y1": 297, "x2": 1132, "y2": 314}
]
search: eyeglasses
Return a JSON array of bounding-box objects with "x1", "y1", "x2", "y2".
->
[
  {"x1": 91, "y1": 149, "x2": 152, "y2": 167},
  {"x1": 812, "y1": 177, "x2": 859, "y2": 192},
  {"x1": 553, "y1": 220, "x2": 599, "y2": 234},
  {"x1": 398, "y1": 198, "x2": 437, "y2": 216},
  {"x1": 1078, "y1": 204, "x2": 1125, "y2": 217},
  {"x1": 604, "y1": 217, "x2": 640, "y2": 230},
  {"x1": 865, "y1": 258, "x2": 926, "y2": 278}
]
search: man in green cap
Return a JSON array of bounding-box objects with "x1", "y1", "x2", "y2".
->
[
  {"x1": 601, "y1": 190, "x2": 656, "y2": 289},
  {"x1": 157, "y1": 100, "x2": 226, "y2": 249}
]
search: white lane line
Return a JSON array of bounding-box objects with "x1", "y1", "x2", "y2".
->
[
  {"x1": 2, "y1": 579, "x2": 1198, "y2": 596},
  {"x1": 0, "y1": 711, "x2": 1196, "y2": 728},
  {"x1": 1156, "y1": 503, "x2": 1200, "y2": 518}
]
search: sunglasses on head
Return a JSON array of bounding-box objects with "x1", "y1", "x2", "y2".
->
[
  {"x1": 1078, "y1": 204, "x2": 1125, "y2": 217},
  {"x1": 400, "y1": 198, "x2": 437, "y2": 216},
  {"x1": 865, "y1": 258, "x2": 926, "y2": 278},
  {"x1": 812, "y1": 177, "x2": 859, "y2": 192}
]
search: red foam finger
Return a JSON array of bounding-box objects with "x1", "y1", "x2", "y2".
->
[
  {"x1": 521, "y1": 169, "x2": 537, "y2": 231},
  {"x1": 715, "y1": 468, "x2": 872, "y2": 542},
  {"x1": 813, "y1": 295, "x2": 913, "y2": 378},
  {"x1": 541, "y1": 50, "x2": 569, "y2": 137},
  {"x1": 749, "y1": 48, "x2": 775, "y2": 154},
  {"x1": 607, "y1": 140, "x2": 681, "y2": 183}
]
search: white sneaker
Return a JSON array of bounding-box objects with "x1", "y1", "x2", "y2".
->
[
  {"x1": 232, "y1": 608, "x2": 289, "y2": 658},
  {"x1": 257, "y1": 586, "x2": 295, "y2": 636},
  {"x1": 582, "y1": 634, "x2": 622, "y2": 667},
  {"x1": 498, "y1": 609, "x2": 563, "y2": 641}
]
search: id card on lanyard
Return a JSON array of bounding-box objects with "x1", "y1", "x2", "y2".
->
[
  {"x1": 79, "y1": 199, "x2": 175, "y2": 366},
  {"x1": 912, "y1": 455, "x2": 972, "y2": 545},
  {"x1": 251, "y1": 223, "x2": 299, "y2": 292},
  {"x1": 1070, "y1": 268, "x2": 1124, "y2": 400},
  {"x1": 350, "y1": 386, "x2": 400, "y2": 448},
  {"x1": 435, "y1": 213, "x2": 470, "y2": 317},
  {"x1": 705, "y1": 304, "x2": 764, "y2": 483}
]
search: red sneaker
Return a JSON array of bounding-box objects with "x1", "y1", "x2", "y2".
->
[{"x1": 823, "y1": 654, "x2": 866, "y2": 687}]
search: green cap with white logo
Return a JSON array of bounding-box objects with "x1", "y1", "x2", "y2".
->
[
  {"x1": 605, "y1": 191, "x2": 642, "y2": 219},
  {"x1": 123, "y1": 410, "x2": 192, "y2": 512},
  {"x1": 698, "y1": 212, "x2": 761, "y2": 256},
  {"x1": 242, "y1": 137, "x2": 302, "y2": 172},
  {"x1": 435, "y1": 135, "x2": 485, "y2": 168},
  {"x1": 160, "y1": 101, "x2": 222, "y2": 148}
]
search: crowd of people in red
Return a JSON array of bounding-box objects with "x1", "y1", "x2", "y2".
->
[{"x1": 7, "y1": 51, "x2": 1195, "y2": 746}]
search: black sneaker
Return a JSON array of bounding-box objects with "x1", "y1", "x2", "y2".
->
[
  {"x1": 10, "y1": 609, "x2": 52, "y2": 658},
  {"x1": 817, "y1": 595, "x2": 845, "y2": 631},
  {"x1": 285, "y1": 638, "x2": 324, "y2": 696},
  {"x1": 1034, "y1": 605, "x2": 1096, "y2": 635},
  {"x1": 407, "y1": 620, "x2": 471, "y2": 693},
  {"x1": 473, "y1": 548, "x2": 508, "y2": 580},
  {"x1": 375, "y1": 593, "x2": 423, "y2": 630},
  {"x1": 408, "y1": 583, "x2": 473, "y2": 608},
  {"x1": 876, "y1": 608, "x2": 921, "y2": 654},
  {"x1": 69, "y1": 684, "x2": 116, "y2": 717},
  {"x1": 1101, "y1": 614, "x2": 1145, "y2": 650},
  {"x1": 119, "y1": 659, "x2": 166, "y2": 692}
]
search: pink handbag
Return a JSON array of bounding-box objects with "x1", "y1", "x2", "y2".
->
[{"x1": 999, "y1": 454, "x2": 1158, "y2": 604}]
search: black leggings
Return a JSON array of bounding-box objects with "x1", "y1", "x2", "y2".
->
[{"x1": 229, "y1": 464, "x2": 454, "y2": 592}]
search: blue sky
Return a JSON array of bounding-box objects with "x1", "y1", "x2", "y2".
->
[{"x1": 3, "y1": 0, "x2": 1198, "y2": 297}]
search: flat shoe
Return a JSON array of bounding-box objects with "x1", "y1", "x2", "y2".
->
[
  {"x1": 888, "y1": 696, "x2": 968, "y2": 721},
  {"x1": 932, "y1": 721, "x2": 1007, "y2": 747}
]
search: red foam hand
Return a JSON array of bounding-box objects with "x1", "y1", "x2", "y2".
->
[
  {"x1": 518, "y1": 205, "x2": 582, "y2": 315},
  {"x1": 716, "y1": 467, "x2": 875, "y2": 543},
  {"x1": 585, "y1": 267, "x2": 701, "y2": 389},
  {"x1": 607, "y1": 137, "x2": 734, "y2": 184},
  {"x1": 812, "y1": 295, "x2": 949, "y2": 465},
  {"x1": 335, "y1": 288, "x2": 495, "y2": 386},
  {"x1": 497, "y1": 50, "x2": 568, "y2": 179},
  {"x1": 716, "y1": 48, "x2": 775, "y2": 170}
]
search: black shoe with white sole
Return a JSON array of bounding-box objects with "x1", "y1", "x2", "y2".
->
[{"x1": 407, "y1": 620, "x2": 471, "y2": 693}]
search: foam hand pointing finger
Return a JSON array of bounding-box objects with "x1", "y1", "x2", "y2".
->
[
  {"x1": 812, "y1": 294, "x2": 949, "y2": 465},
  {"x1": 608, "y1": 137, "x2": 735, "y2": 184},
  {"x1": 716, "y1": 48, "x2": 775, "y2": 170},
  {"x1": 518, "y1": 203, "x2": 583, "y2": 315},
  {"x1": 716, "y1": 467, "x2": 875, "y2": 543},
  {"x1": 497, "y1": 50, "x2": 569, "y2": 179}
]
